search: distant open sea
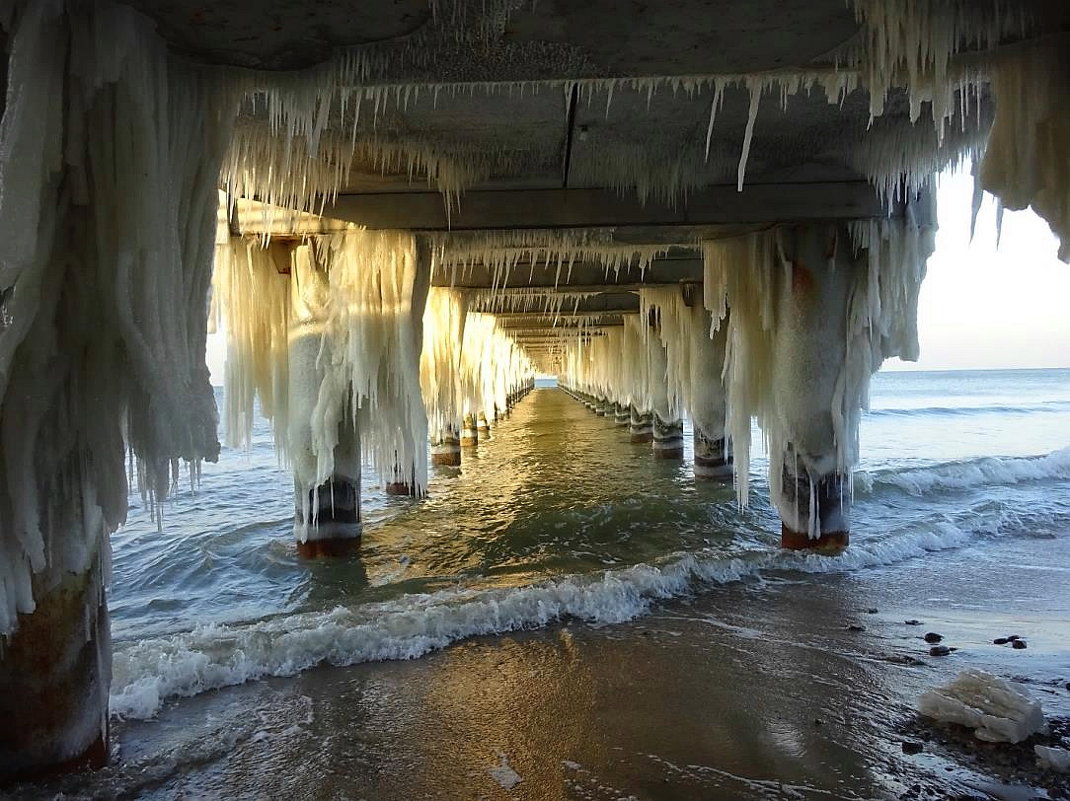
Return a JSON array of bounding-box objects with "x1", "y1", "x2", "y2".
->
[{"x1": 96, "y1": 368, "x2": 1070, "y2": 721}]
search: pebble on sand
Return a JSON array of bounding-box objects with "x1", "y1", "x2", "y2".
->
[{"x1": 924, "y1": 632, "x2": 943, "y2": 644}]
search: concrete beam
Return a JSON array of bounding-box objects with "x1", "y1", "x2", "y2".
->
[
  {"x1": 473, "y1": 291, "x2": 638, "y2": 316},
  {"x1": 496, "y1": 315, "x2": 627, "y2": 329},
  {"x1": 326, "y1": 181, "x2": 885, "y2": 232},
  {"x1": 435, "y1": 257, "x2": 703, "y2": 289}
]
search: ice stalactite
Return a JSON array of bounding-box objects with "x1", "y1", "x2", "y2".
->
[
  {"x1": 847, "y1": 0, "x2": 1026, "y2": 126},
  {"x1": 432, "y1": 229, "x2": 674, "y2": 291},
  {"x1": 0, "y1": 0, "x2": 237, "y2": 774},
  {"x1": 214, "y1": 227, "x2": 431, "y2": 533},
  {"x1": 457, "y1": 313, "x2": 535, "y2": 426},
  {"x1": 420, "y1": 286, "x2": 469, "y2": 452},
  {"x1": 977, "y1": 40, "x2": 1070, "y2": 262},
  {"x1": 210, "y1": 239, "x2": 292, "y2": 454},
  {"x1": 702, "y1": 193, "x2": 935, "y2": 543}
]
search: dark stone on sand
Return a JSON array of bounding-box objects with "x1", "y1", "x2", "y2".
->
[
  {"x1": 994, "y1": 637, "x2": 1009, "y2": 645},
  {"x1": 905, "y1": 619, "x2": 921, "y2": 625},
  {"x1": 848, "y1": 624, "x2": 866, "y2": 632},
  {"x1": 884, "y1": 654, "x2": 926, "y2": 666},
  {"x1": 924, "y1": 632, "x2": 943, "y2": 643},
  {"x1": 866, "y1": 608, "x2": 878, "y2": 614},
  {"x1": 902, "y1": 741, "x2": 924, "y2": 755},
  {"x1": 1011, "y1": 640, "x2": 1027, "y2": 649},
  {"x1": 1065, "y1": 682, "x2": 1070, "y2": 692},
  {"x1": 930, "y1": 645, "x2": 952, "y2": 657},
  {"x1": 1007, "y1": 635, "x2": 1021, "y2": 641}
]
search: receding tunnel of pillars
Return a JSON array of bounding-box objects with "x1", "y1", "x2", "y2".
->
[{"x1": 211, "y1": 215, "x2": 913, "y2": 559}]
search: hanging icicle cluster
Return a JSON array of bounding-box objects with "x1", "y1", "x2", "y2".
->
[
  {"x1": 700, "y1": 194, "x2": 936, "y2": 519},
  {"x1": 0, "y1": 0, "x2": 238, "y2": 635},
  {"x1": 213, "y1": 226, "x2": 430, "y2": 507}
]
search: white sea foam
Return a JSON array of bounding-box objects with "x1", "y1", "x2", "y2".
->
[
  {"x1": 110, "y1": 496, "x2": 1068, "y2": 720},
  {"x1": 856, "y1": 448, "x2": 1070, "y2": 496}
]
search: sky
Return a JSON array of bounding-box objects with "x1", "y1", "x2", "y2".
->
[
  {"x1": 883, "y1": 170, "x2": 1070, "y2": 371},
  {"x1": 208, "y1": 170, "x2": 1070, "y2": 382}
]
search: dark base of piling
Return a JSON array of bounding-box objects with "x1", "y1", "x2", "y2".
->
[
  {"x1": 296, "y1": 537, "x2": 363, "y2": 558},
  {"x1": 652, "y1": 446, "x2": 684, "y2": 460},
  {"x1": 630, "y1": 432, "x2": 653, "y2": 444},
  {"x1": 780, "y1": 525, "x2": 849, "y2": 552},
  {"x1": 385, "y1": 482, "x2": 417, "y2": 497}
]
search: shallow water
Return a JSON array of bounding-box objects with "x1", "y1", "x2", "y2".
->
[
  {"x1": 103, "y1": 369, "x2": 1070, "y2": 722},
  {"x1": 14, "y1": 368, "x2": 1070, "y2": 799}
]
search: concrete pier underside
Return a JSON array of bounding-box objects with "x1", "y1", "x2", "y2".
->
[{"x1": 3, "y1": 0, "x2": 1069, "y2": 783}]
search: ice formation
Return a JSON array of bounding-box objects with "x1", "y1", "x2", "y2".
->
[
  {"x1": 1035, "y1": 745, "x2": 1070, "y2": 773},
  {"x1": 977, "y1": 40, "x2": 1070, "y2": 261},
  {"x1": 699, "y1": 194, "x2": 935, "y2": 527},
  {"x1": 918, "y1": 669, "x2": 1046, "y2": 744},
  {"x1": 0, "y1": 1, "x2": 236, "y2": 635},
  {"x1": 214, "y1": 228, "x2": 431, "y2": 513}
]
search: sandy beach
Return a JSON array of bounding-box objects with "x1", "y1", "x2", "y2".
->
[{"x1": 12, "y1": 520, "x2": 1069, "y2": 800}]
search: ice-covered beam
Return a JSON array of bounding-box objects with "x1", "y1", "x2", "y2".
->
[
  {"x1": 324, "y1": 182, "x2": 887, "y2": 232},
  {"x1": 434, "y1": 257, "x2": 703, "y2": 289}
]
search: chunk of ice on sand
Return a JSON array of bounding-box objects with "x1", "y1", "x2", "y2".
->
[
  {"x1": 489, "y1": 753, "x2": 522, "y2": 789},
  {"x1": 918, "y1": 669, "x2": 1046, "y2": 743},
  {"x1": 1035, "y1": 745, "x2": 1070, "y2": 772}
]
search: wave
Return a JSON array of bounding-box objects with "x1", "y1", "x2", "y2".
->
[
  {"x1": 109, "y1": 501, "x2": 1066, "y2": 721},
  {"x1": 865, "y1": 401, "x2": 1070, "y2": 419},
  {"x1": 856, "y1": 448, "x2": 1070, "y2": 496}
]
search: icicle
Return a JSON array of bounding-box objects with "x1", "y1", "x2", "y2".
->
[{"x1": 737, "y1": 80, "x2": 762, "y2": 192}]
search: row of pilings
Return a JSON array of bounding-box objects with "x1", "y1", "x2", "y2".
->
[{"x1": 558, "y1": 386, "x2": 734, "y2": 479}]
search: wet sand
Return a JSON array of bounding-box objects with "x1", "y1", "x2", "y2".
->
[{"x1": 12, "y1": 528, "x2": 1070, "y2": 800}]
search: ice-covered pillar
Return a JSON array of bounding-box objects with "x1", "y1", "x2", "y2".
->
[
  {"x1": 477, "y1": 411, "x2": 491, "y2": 436},
  {"x1": 431, "y1": 425, "x2": 462, "y2": 466},
  {"x1": 690, "y1": 306, "x2": 732, "y2": 480},
  {"x1": 0, "y1": 518, "x2": 110, "y2": 779},
  {"x1": 288, "y1": 246, "x2": 362, "y2": 557},
  {"x1": 460, "y1": 413, "x2": 479, "y2": 447},
  {"x1": 647, "y1": 332, "x2": 683, "y2": 460},
  {"x1": 629, "y1": 405, "x2": 654, "y2": 443},
  {"x1": 771, "y1": 226, "x2": 856, "y2": 551},
  {"x1": 1, "y1": 0, "x2": 233, "y2": 777}
]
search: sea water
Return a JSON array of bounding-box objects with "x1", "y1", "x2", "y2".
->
[{"x1": 106, "y1": 369, "x2": 1070, "y2": 721}]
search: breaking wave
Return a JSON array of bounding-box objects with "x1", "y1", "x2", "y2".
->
[
  {"x1": 110, "y1": 497, "x2": 1069, "y2": 720},
  {"x1": 865, "y1": 401, "x2": 1070, "y2": 419},
  {"x1": 856, "y1": 447, "x2": 1070, "y2": 496}
]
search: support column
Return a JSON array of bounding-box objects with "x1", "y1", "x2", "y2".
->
[
  {"x1": 289, "y1": 247, "x2": 361, "y2": 558},
  {"x1": 477, "y1": 412, "x2": 491, "y2": 437},
  {"x1": 629, "y1": 405, "x2": 654, "y2": 443},
  {"x1": 460, "y1": 413, "x2": 479, "y2": 447},
  {"x1": 694, "y1": 429, "x2": 733, "y2": 480},
  {"x1": 690, "y1": 304, "x2": 733, "y2": 481},
  {"x1": 386, "y1": 460, "x2": 418, "y2": 496},
  {"x1": 0, "y1": 556, "x2": 110, "y2": 780},
  {"x1": 652, "y1": 415, "x2": 684, "y2": 459},
  {"x1": 771, "y1": 225, "x2": 855, "y2": 551},
  {"x1": 431, "y1": 424, "x2": 462, "y2": 466},
  {"x1": 646, "y1": 330, "x2": 682, "y2": 459},
  {"x1": 613, "y1": 403, "x2": 631, "y2": 426}
]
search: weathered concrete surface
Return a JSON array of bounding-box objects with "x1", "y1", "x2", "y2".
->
[
  {"x1": 0, "y1": 566, "x2": 110, "y2": 781},
  {"x1": 326, "y1": 182, "x2": 887, "y2": 231}
]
